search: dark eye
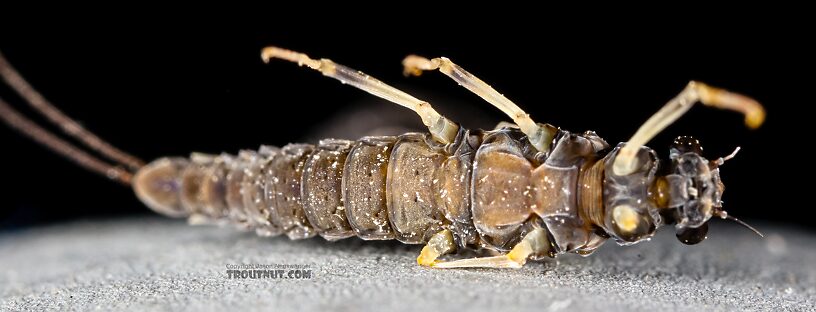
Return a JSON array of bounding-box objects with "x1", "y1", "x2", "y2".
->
[
  {"x1": 676, "y1": 222, "x2": 709, "y2": 245},
  {"x1": 671, "y1": 136, "x2": 703, "y2": 156}
]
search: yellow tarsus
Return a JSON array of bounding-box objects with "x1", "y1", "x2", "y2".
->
[
  {"x1": 417, "y1": 245, "x2": 440, "y2": 266},
  {"x1": 417, "y1": 229, "x2": 455, "y2": 267}
]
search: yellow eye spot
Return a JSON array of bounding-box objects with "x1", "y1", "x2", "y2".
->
[{"x1": 613, "y1": 204, "x2": 640, "y2": 233}]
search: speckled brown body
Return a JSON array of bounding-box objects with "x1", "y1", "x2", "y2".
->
[
  {"x1": 0, "y1": 46, "x2": 766, "y2": 265},
  {"x1": 133, "y1": 127, "x2": 663, "y2": 256}
]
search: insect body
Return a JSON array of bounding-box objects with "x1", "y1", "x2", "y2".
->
[{"x1": 0, "y1": 47, "x2": 765, "y2": 269}]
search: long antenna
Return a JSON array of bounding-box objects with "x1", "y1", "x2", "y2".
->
[{"x1": 0, "y1": 51, "x2": 144, "y2": 170}]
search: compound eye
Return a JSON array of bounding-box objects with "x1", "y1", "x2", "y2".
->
[
  {"x1": 671, "y1": 136, "x2": 703, "y2": 156},
  {"x1": 676, "y1": 222, "x2": 709, "y2": 245}
]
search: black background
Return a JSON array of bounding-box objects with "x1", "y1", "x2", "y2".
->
[{"x1": 0, "y1": 13, "x2": 809, "y2": 231}]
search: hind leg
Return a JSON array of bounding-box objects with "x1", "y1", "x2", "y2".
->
[{"x1": 262, "y1": 47, "x2": 458, "y2": 144}]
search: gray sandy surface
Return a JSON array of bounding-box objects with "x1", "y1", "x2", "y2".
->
[{"x1": 0, "y1": 217, "x2": 813, "y2": 312}]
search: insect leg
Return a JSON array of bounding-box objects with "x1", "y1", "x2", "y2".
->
[
  {"x1": 431, "y1": 228, "x2": 550, "y2": 269},
  {"x1": 261, "y1": 46, "x2": 458, "y2": 144},
  {"x1": 403, "y1": 55, "x2": 554, "y2": 153},
  {"x1": 612, "y1": 81, "x2": 765, "y2": 175},
  {"x1": 417, "y1": 229, "x2": 456, "y2": 267}
]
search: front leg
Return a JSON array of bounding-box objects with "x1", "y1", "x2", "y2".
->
[{"x1": 613, "y1": 81, "x2": 765, "y2": 175}]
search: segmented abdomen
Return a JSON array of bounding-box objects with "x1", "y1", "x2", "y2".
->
[{"x1": 170, "y1": 131, "x2": 472, "y2": 244}]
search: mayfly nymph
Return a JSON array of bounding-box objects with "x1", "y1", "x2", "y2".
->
[{"x1": 0, "y1": 47, "x2": 765, "y2": 268}]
